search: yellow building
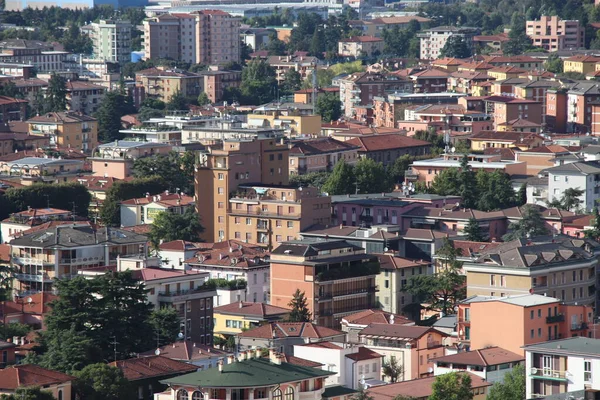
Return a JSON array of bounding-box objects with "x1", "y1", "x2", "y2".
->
[
  {"x1": 247, "y1": 107, "x2": 322, "y2": 136},
  {"x1": 564, "y1": 55, "x2": 600, "y2": 75},
  {"x1": 213, "y1": 301, "x2": 290, "y2": 337},
  {"x1": 470, "y1": 131, "x2": 544, "y2": 151},
  {"x1": 135, "y1": 67, "x2": 203, "y2": 103},
  {"x1": 487, "y1": 66, "x2": 526, "y2": 81},
  {"x1": 27, "y1": 112, "x2": 98, "y2": 153}
]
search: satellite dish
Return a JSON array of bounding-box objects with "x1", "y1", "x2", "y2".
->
[
  {"x1": 26, "y1": 297, "x2": 32, "y2": 304},
  {"x1": 384, "y1": 247, "x2": 389, "y2": 252},
  {"x1": 155, "y1": 349, "x2": 161, "y2": 356},
  {"x1": 178, "y1": 332, "x2": 184, "y2": 339},
  {"x1": 428, "y1": 367, "x2": 433, "y2": 373},
  {"x1": 451, "y1": 147, "x2": 456, "y2": 153}
]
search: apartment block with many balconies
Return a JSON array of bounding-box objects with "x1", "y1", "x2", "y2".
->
[{"x1": 526, "y1": 16, "x2": 584, "y2": 52}]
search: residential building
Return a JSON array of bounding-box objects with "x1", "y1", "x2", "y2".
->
[
  {"x1": 91, "y1": 141, "x2": 172, "y2": 179},
  {"x1": 483, "y1": 55, "x2": 545, "y2": 70},
  {"x1": 90, "y1": 19, "x2": 132, "y2": 64},
  {"x1": 340, "y1": 309, "x2": 413, "y2": 343},
  {"x1": 457, "y1": 294, "x2": 593, "y2": 356},
  {"x1": 213, "y1": 302, "x2": 290, "y2": 337},
  {"x1": 0, "y1": 340, "x2": 16, "y2": 367},
  {"x1": 241, "y1": 27, "x2": 275, "y2": 50},
  {"x1": 9, "y1": 224, "x2": 149, "y2": 293},
  {"x1": 406, "y1": 153, "x2": 527, "y2": 186},
  {"x1": 120, "y1": 191, "x2": 195, "y2": 227},
  {"x1": 547, "y1": 88, "x2": 569, "y2": 133},
  {"x1": 469, "y1": 130, "x2": 544, "y2": 151},
  {"x1": 0, "y1": 96, "x2": 27, "y2": 122},
  {"x1": 266, "y1": 54, "x2": 318, "y2": 83},
  {"x1": 158, "y1": 240, "x2": 203, "y2": 271},
  {"x1": 111, "y1": 355, "x2": 198, "y2": 400},
  {"x1": 346, "y1": 134, "x2": 431, "y2": 168},
  {"x1": 409, "y1": 68, "x2": 450, "y2": 94},
  {"x1": 301, "y1": 224, "x2": 405, "y2": 253},
  {"x1": 289, "y1": 138, "x2": 360, "y2": 175},
  {"x1": 566, "y1": 81, "x2": 600, "y2": 134},
  {"x1": 228, "y1": 185, "x2": 330, "y2": 249},
  {"x1": 514, "y1": 144, "x2": 578, "y2": 176},
  {"x1": 338, "y1": 36, "x2": 384, "y2": 58},
  {"x1": 182, "y1": 126, "x2": 281, "y2": 146},
  {"x1": 294, "y1": 342, "x2": 383, "y2": 389},
  {"x1": 135, "y1": 67, "x2": 204, "y2": 103},
  {"x1": 524, "y1": 337, "x2": 600, "y2": 398},
  {"x1": 0, "y1": 208, "x2": 72, "y2": 244},
  {"x1": 546, "y1": 160, "x2": 600, "y2": 211},
  {"x1": 270, "y1": 240, "x2": 379, "y2": 329},
  {"x1": 194, "y1": 137, "x2": 289, "y2": 243},
  {"x1": 65, "y1": 80, "x2": 106, "y2": 116},
  {"x1": 339, "y1": 72, "x2": 412, "y2": 118},
  {"x1": 118, "y1": 125, "x2": 181, "y2": 145},
  {"x1": 155, "y1": 352, "x2": 334, "y2": 400},
  {"x1": 0, "y1": 291, "x2": 57, "y2": 328},
  {"x1": 139, "y1": 341, "x2": 230, "y2": 369},
  {"x1": 143, "y1": 11, "x2": 241, "y2": 65},
  {"x1": 132, "y1": 267, "x2": 215, "y2": 344},
  {"x1": 0, "y1": 157, "x2": 83, "y2": 184},
  {"x1": 27, "y1": 112, "x2": 98, "y2": 152},
  {"x1": 0, "y1": 47, "x2": 68, "y2": 73},
  {"x1": 0, "y1": 365, "x2": 74, "y2": 399},
  {"x1": 431, "y1": 347, "x2": 524, "y2": 383},
  {"x1": 377, "y1": 255, "x2": 432, "y2": 315},
  {"x1": 417, "y1": 26, "x2": 479, "y2": 60},
  {"x1": 487, "y1": 66, "x2": 527, "y2": 81},
  {"x1": 484, "y1": 96, "x2": 543, "y2": 128},
  {"x1": 446, "y1": 71, "x2": 493, "y2": 96},
  {"x1": 526, "y1": 16, "x2": 584, "y2": 51},
  {"x1": 566, "y1": 55, "x2": 600, "y2": 76},
  {"x1": 398, "y1": 104, "x2": 493, "y2": 136},
  {"x1": 473, "y1": 32, "x2": 510, "y2": 52},
  {"x1": 237, "y1": 322, "x2": 346, "y2": 355},
  {"x1": 462, "y1": 236, "x2": 599, "y2": 307},
  {"x1": 366, "y1": 372, "x2": 491, "y2": 400},
  {"x1": 359, "y1": 324, "x2": 449, "y2": 381},
  {"x1": 200, "y1": 70, "x2": 242, "y2": 103},
  {"x1": 185, "y1": 240, "x2": 270, "y2": 306},
  {"x1": 247, "y1": 106, "x2": 321, "y2": 136}
]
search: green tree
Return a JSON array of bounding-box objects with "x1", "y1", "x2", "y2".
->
[
  {"x1": 322, "y1": 159, "x2": 355, "y2": 195},
  {"x1": 148, "y1": 208, "x2": 204, "y2": 250},
  {"x1": 517, "y1": 183, "x2": 527, "y2": 206},
  {"x1": 0, "y1": 386, "x2": 55, "y2": 400},
  {"x1": 73, "y1": 363, "x2": 132, "y2": 400},
  {"x1": 240, "y1": 59, "x2": 277, "y2": 105},
  {"x1": 166, "y1": 89, "x2": 188, "y2": 111},
  {"x1": 502, "y1": 205, "x2": 549, "y2": 241},
  {"x1": 382, "y1": 356, "x2": 404, "y2": 383},
  {"x1": 462, "y1": 217, "x2": 484, "y2": 242},
  {"x1": 476, "y1": 170, "x2": 517, "y2": 211},
  {"x1": 544, "y1": 54, "x2": 563, "y2": 74},
  {"x1": 486, "y1": 364, "x2": 525, "y2": 400},
  {"x1": 286, "y1": 289, "x2": 312, "y2": 322},
  {"x1": 351, "y1": 387, "x2": 373, "y2": 400},
  {"x1": 281, "y1": 68, "x2": 302, "y2": 94},
  {"x1": 39, "y1": 325, "x2": 96, "y2": 374},
  {"x1": 197, "y1": 92, "x2": 210, "y2": 106},
  {"x1": 388, "y1": 154, "x2": 413, "y2": 184},
  {"x1": 315, "y1": 92, "x2": 342, "y2": 122},
  {"x1": 584, "y1": 207, "x2": 600, "y2": 241},
  {"x1": 132, "y1": 151, "x2": 195, "y2": 195},
  {"x1": 354, "y1": 158, "x2": 393, "y2": 194},
  {"x1": 265, "y1": 32, "x2": 286, "y2": 55},
  {"x1": 0, "y1": 322, "x2": 31, "y2": 341},
  {"x1": 95, "y1": 91, "x2": 136, "y2": 143},
  {"x1": 429, "y1": 372, "x2": 473, "y2": 400},
  {"x1": 44, "y1": 73, "x2": 67, "y2": 113},
  {"x1": 561, "y1": 188, "x2": 585, "y2": 212},
  {"x1": 458, "y1": 155, "x2": 478, "y2": 209},
  {"x1": 503, "y1": 13, "x2": 532, "y2": 56},
  {"x1": 99, "y1": 176, "x2": 168, "y2": 226},
  {"x1": 439, "y1": 35, "x2": 472, "y2": 58},
  {"x1": 149, "y1": 307, "x2": 181, "y2": 347},
  {"x1": 138, "y1": 106, "x2": 165, "y2": 121},
  {"x1": 309, "y1": 27, "x2": 325, "y2": 56}
]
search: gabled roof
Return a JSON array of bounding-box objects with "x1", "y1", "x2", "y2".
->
[
  {"x1": 345, "y1": 347, "x2": 383, "y2": 361},
  {"x1": 470, "y1": 130, "x2": 543, "y2": 142},
  {"x1": 564, "y1": 55, "x2": 600, "y2": 63},
  {"x1": 159, "y1": 240, "x2": 203, "y2": 252},
  {"x1": 359, "y1": 323, "x2": 446, "y2": 339},
  {"x1": 377, "y1": 254, "x2": 429, "y2": 270},
  {"x1": 346, "y1": 134, "x2": 430, "y2": 152},
  {"x1": 139, "y1": 342, "x2": 230, "y2": 362},
  {"x1": 544, "y1": 160, "x2": 600, "y2": 175},
  {"x1": 431, "y1": 346, "x2": 524, "y2": 366},
  {"x1": 110, "y1": 355, "x2": 197, "y2": 381},
  {"x1": 239, "y1": 322, "x2": 344, "y2": 340},
  {"x1": 451, "y1": 240, "x2": 502, "y2": 258},
  {"x1": 342, "y1": 309, "x2": 412, "y2": 326},
  {"x1": 289, "y1": 138, "x2": 359, "y2": 156},
  {"x1": 339, "y1": 36, "x2": 382, "y2": 43},
  {"x1": 214, "y1": 302, "x2": 290, "y2": 318},
  {"x1": 0, "y1": 365, "x2": 74, "y2": 390},
  {"x1": 10, "y1": 225, "x2": 148, "y2": 248}
]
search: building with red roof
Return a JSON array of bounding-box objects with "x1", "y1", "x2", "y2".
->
[
  {"x1": 341, "y1": 309, "x2": 413, "y2": 343},
  {"x1": 346, "y1": 134, "x2": 431, "y2": 167},
  {"x1": 0, "y1": 364, "x2": 74, "y2": 399},
  {"x1": 213, "y1": 302, "x2": 290, "y2": 337},
  {"x1": 139, "y1": 341, "x2": 231, "y2": 369},
  {"x1": 120, "y1": 190, "x2": 195, "y2": 227},
  {"x1": 289, "y1": 138, "x2": 360, "y2": 175},
  {"x1": 338, "y1": 36, "x2": 383, "y2": 58}
]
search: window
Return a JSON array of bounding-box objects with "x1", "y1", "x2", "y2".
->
[
  {"x1": 359, "y1": 365, "x2": 363, "y2": 375},
  {"x1": 177, "y1": 390, "x2": 189, "y2": 400},
  {"x1": 530, "y1": 310, "x2": 534, "y2": 320},
  {"x1": 500, "y1": 275, "x2": 505, "y2": 287},
  {"x1": 585, "y1": 360, "x2": 592, "y2": 382},
  {"x1": 217, "y1": 202, "x2": 224, "y2": 209},
  {"x1": 365, "y1": 364, "x2": 370, "y2": 373},
  {"x1": 246, "y1": 218, "x2": 252, "y2": 225},
  {"x1": 192, "y1": 391, "x2": 203, "y2": 400},
  {"x1": 538, "y1": 328, "x2": 542, "y2": 337},
  {"x1": 490, "y1": 275, "x2": 495, "y2": 286},
  {"x1": 218, "y1": 187, "x2": 224, "y2": 194},
  {"x1": 287, "y1": 221, "x2": 294, "y2": 228},
  {"x1": 218, "y1": 173, "x2": 224, "y2": 180},
  {"x1": 273, "y1": 389, "x2": 282, "y2": 400},
  {"x1": 530, "y1": 329, "x2": 534, "y2": 339}
]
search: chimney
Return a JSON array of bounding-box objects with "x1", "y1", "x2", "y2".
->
[
  {"x1": 269, "y1": 348, "x2": 278, "y2": 363},
  {"x1": 255, "y1": 348, "x2": 261, "y2": 359},
  {"x1": 218, "y1": 359, "x2": 224, "y2": 372},
  {"x1": 239, "y1": 301, "x2": 243, "y2": 309},
  {"x1": 389, "y1": 314, "x2": 395, "y2": 324},
  {"x1": 227, "y1": 354, "x2": 235, "y2": 364},
  {"x1": 238, "y1": 351, "x2": 246, "y2": 362}
]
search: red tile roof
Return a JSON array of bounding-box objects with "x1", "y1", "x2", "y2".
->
[
  {"x1": 340, "y1": 36, "x2": 383, "y2": 43},
  {"x1": 0, "y1": 364, "x2": 74, "y2": 390},
  {"x1": 302, "y1": 341, "x2": 343, "y2": 350},
  {"x1": 139, "y1": 341, "x2": 230, "y2": 362},
  {"x1": 0, "y1": 292, "x2": 58, "y2": 316},
  {"x1": 110, "y1": 355, "x2": 197, "y2": 381},
  {"x1": 359, "y1": 324, "x2": 446, "y2": 339},
  {"x1": 342, "y1": 309, "x2": 412, "y2": 326},
  {"x1": 346, "y1": 134, "x2": 430, "y2": 152},
  {"x1": 282, "y1": 355, "x2": 324, "y2": 367},
  {"x1": 451, "y1": 240, "x2": 502, "y2": 258},
  {"x1": 130, "y1": 268, "x2": 206, "y2": 282},
  {"x1": 345, "y1": 347, "x2": 383, "y2": 361},
  {"x1": 186, "y1": 240, "x2": 268, "y2": 269},
  {"x1": 239, "y1": 322, "x2": 345, "y2": 340},
  {"x1": 214, "y1": 302, "x2": 290, "y2": 318},
  {"x1": 159, "y1": 240, "x2": 203, "y2": 252},
  {"x1": 377, "y1": 255, "x2": 430, "y2": 271},
  {"x1": 290, "y1": 138, "x2": 359, "y2": 156},
  {"x1": 431, "y1": 346, "x2": 523, "y2": 366},
  {"x1": 565, "y1": 55, "x2": 600, "y2": 62}
]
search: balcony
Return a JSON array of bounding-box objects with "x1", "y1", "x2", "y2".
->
[
  {"x1": 404, "y1": 170, "x2": 418, "y2": 181},
  {"x1": 60, "y1": 257, "x2": 103, "y2": 266},
  {"x1": 546, "y1": 314, "x2": 565, "y2": 323},
  {"x1": 157, "y1": 287, "x2": 216, "y2": 303},
  {"x1": 529, "y1": 368, "x2": 568, "y2": 381},
  {"x1": 571, "y1": 322, "x2": 588, "y2": 331},
  {"x1": 15, "y1": 273, "x2": 51, "y2": 282},
  {"x1": 12, "y1": 256, "x2": 54, "y2": 266},
  {"x1": 359, "y1": 215, "x2": 373, "y2": 223},
  {"x1": 332, "y1": 286, "x2": 377, "y2": 298}
]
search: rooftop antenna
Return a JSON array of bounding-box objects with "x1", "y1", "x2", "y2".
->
[
  {"x1": 111, "y1": 336, "x2": 119, "y2": 362},
  {"x1": 312, "y1": 60, "x2": 318, "y2": 113}
]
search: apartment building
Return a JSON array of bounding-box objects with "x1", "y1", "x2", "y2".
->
[
  {"x1": 0, "y1": 157, "x2": 84, "y2": 184},
  {"x1": 26, "y1": 112, "x2": 98, "y2": 152},
  {"x1": 301, "y1": 225, "x2": 404, "y2": 254},
  {"x1": 185, "y1": 240, "x2": 270, "y2": 305},
  {"x1": 341, "y1": 309, "x2": 413, "y2": 343},
  {"x1": 417, "y1": 26, "x2": 479, "y2": 60},
  {"x1": 270, "y1": 240, "x2": 379, "y2": 329},
  {"x1": 266, "y1": 54, "x2": 319, "y2": 82},
  {"x1": 156, "y1": 352, "x2": 334, "y2": 400},
  {"x1": 546, "y1": 161, "x2": 600, "y2": 212},
  {"x1": 143, "y1": 11, "x2": 241, "y2": 65},
  {"x1": 213, "y1": 302, "x2": 289, "y2": 337},
  {"x1": 247, "y1": 106, "x2": 321, "y2": 136},
  {"x1": 359, "y1": 324, "x2": 449, "y2": 381},
  {"x1": 469, "y1": 130, "x2": 544, "y2": 151},
  {"x1": 289, "y1": 138, "x2": 360, "y2": 175},
  {"x1": 0, "y1": 365, "x2": 74, "y2": 400},
  {"x1": 457, "y1": 294, "x2": 593, "y2": 356},
  {"x1": 524, "y1": 337, "x2": 600, "y2": 398},
  {"x1": 65, "y1": 80, "x2": 106, "y2": 116},
  {"x1": 567, "y1": 81, "x2": 600, "y2": 133},
  {"x1": 120, "y1": 191, "x2": 195, "y2": 227},
  {"x1": 135, "y1": 67, "x2": 204, "y2": 103},
  {"x1": 194, "y1": 137, "x2": 289, "y2": 243},
  {"x1": 409, "y1": 68, "x2": 450, "y2": 94},
  {"x1": 483, "y1": 96, "x2": 543, "y2": 128},
  {"x1": 338, "y1": 36, "x2": 384, "y2": 58},
  {"x1": 377, "y1": 255, "x2": 432, "y2": 315},
  {"x1": 0, "y1": 96, "x2": 27, "y2": 122},
  {"x1": 564, "y1": 55, "x2": 600, "y2": 75},
  {"x1": 0, "y1": 48, "x2": 68, "y2": 73},
  {"x1": 228, "y1": 185, "x2": 330, "y2": 249},
  {"x1": 347, "y1": 134, "x2": 431, "y2": 168},
  {"x1": 462, "y1": 235, "x2": 600, "y2": 307},
  {"x1": 90, "y1": 19, "x2": 132, "y2": 64},
  {"x1": 526, "y1": 16, "x2": 584, "y2": 51},
  {"x1": 9, "y1": 224, "x2": 148, "y2": 293},
  {"x1": 91, "y1": 141, "x2": 172, "y2": 179},
  {"x1": 0, "y1": 208, "x2": 73, "y2": 244},
  {"x1": 200, "y1": 70, "x2": 242, "y2": 103},
  {"x1": 398, "y1": 104, "x2": 493, "y2": 136}
]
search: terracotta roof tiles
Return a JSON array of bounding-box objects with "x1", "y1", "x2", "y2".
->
[{"x1": 110, "y1": 355, "x2": 197, "y2": 381}]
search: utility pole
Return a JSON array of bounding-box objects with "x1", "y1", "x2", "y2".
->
[{"x1": 111, "y1": 336, "x2": 119, "y2": 362}]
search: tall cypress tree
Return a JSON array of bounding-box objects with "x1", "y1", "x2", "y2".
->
[
  {"x1": 286, "y1": 289, "x2": 312, "y2": 322},
  {"x1": 463, "y1": 217, "x2": 485, "y2": 242}
]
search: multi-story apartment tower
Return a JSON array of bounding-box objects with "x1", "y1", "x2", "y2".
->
[
  {"x1": 270, "y1": 240, "x2": 380, "y2": 329},
  {"x1": 418, "y1": 26, "x2": 479, "y2": 60},
  {"x1": 90, "y1": 19, "x2": 132, "y2": 64},
  {"x1": 194, "y1": 137, "x2": 289, "y2": 243},
  {"x1": 143, "y1": 11, "x2": 241, "y2": 66},
  {"x1": 526, "y1": 16, "x2": 584, "y2": 51}
]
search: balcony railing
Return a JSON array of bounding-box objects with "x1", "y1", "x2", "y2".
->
[
  {"x1": 530, "y1": 368, "x2": 568, "y2": 381},
  {"x1": 157, "y1": 287, "x2": 216, "y2": 302},
  {"x1": 546, "y1": 314, "x2": 565, "y2": 324},
  {"x1": 60, "y1": 257, "x2": 102, "y2": 265},
  {"x1": 571, "y1": 322, "x2": 588, "y2": 331},
  {"x1": 15, "y1": 273, "x2": 51, "y2": 282},
  {"x1": 12, "y1": 256, "x2": 54, "y2": 266}
]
